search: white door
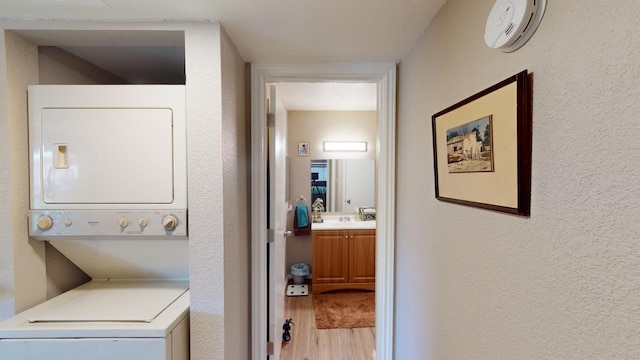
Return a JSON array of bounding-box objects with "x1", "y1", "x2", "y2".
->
[{"x1": 267, "y1": 85, "x2": 288, "y2": 359}]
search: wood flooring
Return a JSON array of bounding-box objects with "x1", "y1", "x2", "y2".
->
[{"x1": 280, "y1": 291, "x2": 376, "y2": 360}]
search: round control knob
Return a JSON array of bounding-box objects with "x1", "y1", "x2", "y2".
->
[
  {"x1": 162, "y1": 215, "x2": 178, "y2": 231},
  {"x1": 139, "y1": 218, "x2": 149, "y2": 228},
  {"x1": 119, "y1": 219, "x2": 129, "y2": 228},
  {"x1": 36, "y1": 215, "x2": 53, "y2": 231}
]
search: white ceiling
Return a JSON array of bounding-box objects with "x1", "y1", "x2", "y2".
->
[
  {"x1": 0, "y1": 0, "x2": 446, "y2": 110},
  {"x1": 275, "y1": 83, "x2": 377, "y2": 111},
  {"x1": 0, "y1": 0, "x2": 446, "y2": 63}
]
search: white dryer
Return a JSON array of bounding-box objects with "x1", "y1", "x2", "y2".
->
[{"x1": 0, "y1": 85, "x2": 190, "y2": 360}]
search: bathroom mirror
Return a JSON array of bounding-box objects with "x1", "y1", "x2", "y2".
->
[{"x1": 311, "y1": 159, "x2": 375, "y2": 212}]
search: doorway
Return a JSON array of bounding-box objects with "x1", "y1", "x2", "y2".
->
[
  {"x1": 250, "y1": 63, "x2": 397, "y2": 360},
  {"x1": 279, "y1": 82, "x2": 377, "y2": 358}
]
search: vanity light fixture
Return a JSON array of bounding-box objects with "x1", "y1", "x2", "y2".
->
[{"x1": 323, "y1": 141, "x2": 367, "y2": 152}]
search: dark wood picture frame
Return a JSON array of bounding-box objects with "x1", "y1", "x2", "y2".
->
[{"x1": 431, "y1": 70, "x2": 532, "y2": 216}]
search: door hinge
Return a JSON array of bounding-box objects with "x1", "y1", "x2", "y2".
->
[
  {"x1": 267, "y1": 113, "x2": 275, "y2": 128},
  {"x1": 267, "y1": 229, "x2": 275, "y2": 243},
  {"x1": 267, "y1": 341, "x2": 274, "y2": 356}
]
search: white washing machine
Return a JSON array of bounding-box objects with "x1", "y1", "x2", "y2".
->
[
  {"x1": 0, "y1": 280, "x2": 190, "y2": 360},
  {"x1": 0, "y1": 85, "x2": 190, "y2": 360}
]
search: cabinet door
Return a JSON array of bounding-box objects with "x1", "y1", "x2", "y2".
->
[
  {"x1": 313, "y1": 230, "x2": 349, "y2": 284},
  {"x1": 349, "y1": 230, "x2": 376, "y2": 283}
]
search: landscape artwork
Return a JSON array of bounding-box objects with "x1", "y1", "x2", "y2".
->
[
  {"x1": 431, "y1": 70, "x2": 531, "y2": 215},
  {"x1": 446, "y1": 115, "x2": 493, "y2": 173}
]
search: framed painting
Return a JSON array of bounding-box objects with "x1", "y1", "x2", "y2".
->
[
  {"x1": 298, "y1": 142, "x2": 310, "y2": 156},
  {"x1": 431, "y1": 70, "x2": 532, "y2": 216}
]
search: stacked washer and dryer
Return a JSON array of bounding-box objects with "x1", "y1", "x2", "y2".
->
[{"x1": 0, "y1": 85, "x2": 190, "y2": 360}]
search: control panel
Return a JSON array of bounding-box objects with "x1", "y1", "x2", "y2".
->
[{"x1": 29, "y1": 210, "x2": 188, "y2": 240}]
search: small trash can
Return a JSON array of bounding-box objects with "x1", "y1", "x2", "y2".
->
[{"x1": 290, "y1": 263, "x2": 310, "y2": 284}]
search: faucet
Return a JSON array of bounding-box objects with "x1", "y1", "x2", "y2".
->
[{"x1": 339, "y1": 216, "x2": 351, "y2": 222}]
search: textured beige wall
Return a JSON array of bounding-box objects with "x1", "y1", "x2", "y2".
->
[
  {"x1": 220, "y1": 27, "x2": 249, "y2": 360},
  {"x1": 396, "y1": 1, "x2": 640, "y2": 359},
  {"x1": 182, "y1": 21, "x2": 226, "y2": 360},
  {"x1": 1, "y1": 32, "x2": 47, "y2": 312},
  {"x1": 39, "y1": 46, "x2": 127, "y2": 85},
  {"x1": 0, "y1": 31, "x2": 13, "y2": 320},
  {"x1": 286, "y1": 110, "x2": 376, "y2": 269}
]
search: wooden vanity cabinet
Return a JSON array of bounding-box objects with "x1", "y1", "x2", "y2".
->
[{"x1": 312, "y1": 229, "x2": 375, "y2": 294}]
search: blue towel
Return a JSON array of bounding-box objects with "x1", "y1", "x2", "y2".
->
[{"x1": 296, "y1": 204, "x2": 309, "y2": 227}]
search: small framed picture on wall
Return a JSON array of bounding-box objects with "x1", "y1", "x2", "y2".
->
[{"x1": 298, "y1": 142, "x2": 309, "y2": 156}]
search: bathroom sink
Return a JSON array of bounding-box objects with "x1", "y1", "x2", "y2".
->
[{"x1": 311, "y1": 215, "x2": 376, "y2": 230}]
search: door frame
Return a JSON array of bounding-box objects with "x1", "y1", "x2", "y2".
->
[{"x1": 250, "y1": 63, "x2": 397, "y2": 360}]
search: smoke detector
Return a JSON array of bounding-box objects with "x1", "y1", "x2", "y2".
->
[{"x1": 484, "y1": 0, "x2": 547, "y2": 52}]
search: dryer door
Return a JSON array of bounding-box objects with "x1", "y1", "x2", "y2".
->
[
  {"x1": 38, "y1": 107, "x2": 174, "y2": 205},
  {"x1": 28, "y1": 85, "x2": 187, "y2": 210}
]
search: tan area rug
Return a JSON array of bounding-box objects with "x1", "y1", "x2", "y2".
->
[{"x1": 312, "y1": 291, "x2": 375, "y2": 329}]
